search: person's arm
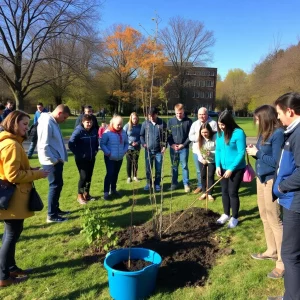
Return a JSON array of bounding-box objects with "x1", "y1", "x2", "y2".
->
[
  {"x1": 100, "y1": 132, "x2": 110, "y2": 156},
  {"x1": 93, "y1": 115, "x2": 99, "y2": 131},
  {"x1": 38, "y1": 122, "x2": 59, "y2": 164},
  {"x1": 123, "y1": 132, "x2": 129, "y2": 153},
  {"x1": 74, "y1": 115, "x2": 81, "y2": 129},
  {"x1": 228, "y1": 130, "x2": 246, "y2": 171},
  {"x1": 182, "y1": 119, "x2": 192, "y2": 147},
  {"x1": 68, "y1": 129, "x2": 80, "y2": 155},
  {"x1": 188, "y1": 121, "x2": 197, "y2": 143},
  {"x1": 167, "y1": 119, "x2": 175, "y2": 147},
  {"x1": 140, "y1": 122, "x2": 146, "y2": 147},
  {"x1": 2, "y1": 144, "x2": 45, "y2": 183},
  {"x1": 256, "y1": 130, "x2": 284, "y2": 168},
  {"x1": 279, "y1": 136, "x2": 300, "y2": 192}
]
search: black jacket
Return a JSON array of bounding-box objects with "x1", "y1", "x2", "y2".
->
[
  {"x1": 167, "y1": 116, "x2": 193, "y2": 148},
  {"x1": 140, "y1": 118, "x2": 167, "y2": 152}
]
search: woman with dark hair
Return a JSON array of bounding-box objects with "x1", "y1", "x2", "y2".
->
[
  {"x1": 0, "y1": 111, "x2": 49, "y2": 287},
  {"x1": 246, "y1": 105, "x2": 284, "y2": 279},
  {"x1": 123, "y1": 112, "x2": 141, "y2": 183},
  {"x1": 215, "y1": 110, "x2": 246, "y2": 228},
  {"x1": 68, "y1": 114, "x2": 98, "y2": 204},
  {"x1": 197, "y1": 122, "x2": 216, "y2": 201}
]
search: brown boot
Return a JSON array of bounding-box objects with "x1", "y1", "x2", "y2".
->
[
  {"x1": 83, "y1": 192, "x2": 95, "y2": 201},
  {"x1": 77, "y1": 194, "x2": 87, "y2": 205},
  {"x1": 0, "y1": 276, "x2": 28, "y2": 287}
]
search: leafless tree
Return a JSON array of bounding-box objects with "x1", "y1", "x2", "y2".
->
[
  {"x1": 158, "y1": 16, "x2": 215, "y2": 101},
  {"x1": 0, "y1": 0, "x2": 100, "y2": 109}
]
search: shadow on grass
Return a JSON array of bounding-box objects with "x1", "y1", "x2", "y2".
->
[
  {"x1": 51, "y1": 282, "x2": 107, "y2": 300},
  {"x1": 239, "y1": 206, "x2": 260, "y2": 224},
  {"x1": 18, "y1": 228, "x2": 81, "y2": 241}
]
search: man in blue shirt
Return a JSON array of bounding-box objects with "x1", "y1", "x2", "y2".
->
[{"x1": 27, "y1": 102, "x2": 48, "y2": 158}]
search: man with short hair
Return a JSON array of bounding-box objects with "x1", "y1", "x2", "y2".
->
[
  {"x1": 2, "y1": 101, "x2": 14, "y2": 120},
  {"x1": 74, "y1": 105, "x2": 99, "y2": 131},
  {"x1": 27, "y1": 102, "x2": 48, "y2": 158},
  {"x1": 167, "y1": 103, "x2": 192, "y2": 192},
  {"x1": 188, "y1": 107, "x2": 218, "y2": 194},
  {"x1": 140, "y1": 107, "x2": 167, "y2": 192},
  {"x1": 270, "y1": 92, "x2": 300, "y2": 300},
  {"x1": 38, "y1": 104, "x2": 71, "y2": 223}
]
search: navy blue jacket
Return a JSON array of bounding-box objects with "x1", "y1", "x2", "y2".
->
[
  {"x1": 167, "y1": 116, "x2": 192, "y2": 148},
  {"x1": 255, "y1": 128, "x2": 284, "y2": 183},
  {"x1": 123, "y1": 123, "x2": 141, "y2": 151},
  {"x1": 2, "y1": 108, "x2": 12, "y2": 120},
  {"x1": 140, "y1": 118, "x2": 167, "y2": 152},
  {"x1": 273, "y1": 121, "x2": 300, "y2": 212},
  {"x1": 68, "y1": 125, "x2": 98, "y2": 161}
]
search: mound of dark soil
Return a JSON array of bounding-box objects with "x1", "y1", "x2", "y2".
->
[{"x1": 116, "y1": 207, "x2": 231, "y2": 289}]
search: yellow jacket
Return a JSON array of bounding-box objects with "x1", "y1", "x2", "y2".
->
[{"x1": 0, "y1": 131, "x2": 45, "y2": 219}]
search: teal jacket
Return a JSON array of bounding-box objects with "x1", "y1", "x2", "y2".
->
[{"x1": 215, "y1": 128, "x2": 246, "y2": 171}]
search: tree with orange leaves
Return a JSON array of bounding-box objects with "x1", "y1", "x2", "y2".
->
[{"x1": 100, "y1": 24, "x2": 166, "y2": 113}]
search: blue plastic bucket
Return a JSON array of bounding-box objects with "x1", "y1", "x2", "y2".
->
[{"x1": 104, "y1": 248, "x2": 162, "y2": 300}]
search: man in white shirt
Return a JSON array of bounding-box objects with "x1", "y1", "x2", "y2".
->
[{"x1": 188, "y1": 107, "x2": 217, "y2": 194}]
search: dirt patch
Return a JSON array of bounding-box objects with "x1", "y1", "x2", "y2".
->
[
  {"x1": 116, "y1": 207, "x2": 231, "y2": 289},
  {"x1": 113, "y1": 259, "x2": 152, "y2": 272}
]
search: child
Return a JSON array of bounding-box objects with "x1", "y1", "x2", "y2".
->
[
  {"x1": 98, "y1": 122, "x2": 108, "y2": 149},
  {"x1": 197, "y1": 122, "x2": 216, "y2": 201}
]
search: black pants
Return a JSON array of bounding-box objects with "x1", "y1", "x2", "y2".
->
[
  {"x1": 199, "y1": 163, "x2": 216, "y2": 195},
  {"x1": 282, "y1": 207, "x2": 300, "y2": 300},
  {"x1": 126, "y1": 149, "x2": 140, "y2": 178},
  {"x1": 221, "y1": 168, "x2": 244, "y2": 219},
  {"x1": 75, "y1": 158, "x2": 96, "y2": 194},
  {"x1": 0, "y1": 219, "x2": 24, "y2": 280}
]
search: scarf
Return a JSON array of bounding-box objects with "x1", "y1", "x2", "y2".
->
[{"x1": 109, "y1": 126, "x2": 123, "y2": 143}]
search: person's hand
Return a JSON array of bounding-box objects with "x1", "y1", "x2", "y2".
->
[
  {"x1": 176, "y1": 144, "x2": 184, "y2": 150},
  {"x1": 171, "y1": 144, "x2": 177, "y2": 150},
  {"x1": 132, "y1": 142, "x2": 137, "y2": 146},
  {"x1": 202, "y1": 160, "x2": 208, "y2": 165},
  {"x1": 223, "y1": 170, "x2": 232, "y2": 178},
  {"x1": 216, "y1": 167, "x2": 222, "y2": 177},
  {"x1": 161, "y1": 147, "x2": 166, "y2": 154},
  {"x1": 143, "y1": 144, "x2": 147, "y2": 148},
  {"x1": 39, "y1": 169, "x2": 50, "y2": 178},
  {"x1": 246, "y1": 145, "x2": 258, "y2": 156}
]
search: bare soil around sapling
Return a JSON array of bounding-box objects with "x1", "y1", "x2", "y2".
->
[{"x1": 116, "y1": 207, "x2": 232, "y2": 290}]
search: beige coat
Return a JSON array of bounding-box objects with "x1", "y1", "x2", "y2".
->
[{"x1": 0, "y1": 131, "x2": 45, "y2": 219}]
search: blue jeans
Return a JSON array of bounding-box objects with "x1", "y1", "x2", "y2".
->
[
  {"x1": 170, "y1": 147, "x2": 189, "y2": 186},
  {"x1": 282, "y1": 207, "x2": 300, "y2": 300},
  {"x1": 27, "y1": 140, "x2": 37, "y2": 157},
  {"x1": 193, "y1": 153, "x2": 202, "y2": 188},
  {"x1": 104, "y1": 156, "x2": 123, "y2": 193},
  {"x1": 0, "y1": 219, "x2": 24, "y2": 280},
  {"x1": 44, "y1": 162, "x2": 64, "y2": 217},
  {"x1": 145, "y1": 150, "x2": 162, "y2": 186}
]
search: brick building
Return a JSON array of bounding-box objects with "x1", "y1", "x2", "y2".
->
[{"x1": 158, "y1": 64, "x2": 217, "y2": 114}]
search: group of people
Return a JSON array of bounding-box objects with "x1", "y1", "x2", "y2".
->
[{"x1": 0, "y1": 93, "x2": 300, "y2": 300}]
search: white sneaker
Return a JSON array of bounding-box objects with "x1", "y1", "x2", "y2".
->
[
  {"x1": 127, "y1": 177, "x2": 131, "y2": 184},
  {"x1": 168, "y1": 184, "x2": 177, "y2": 191},
  {"x1": 184, "y1": 185, "x2": 191, "y2": 193},
  {"x1": 133, "y1": 177, "x2": 139, "y2": 182},
  {"x1": 155, "y1": 185, "x2": 161, "y2": 192},
  {"x1": 144, "y1": 184, "x2": 150, "y2": 191},
  {"x1": 228, "y1": 217, "x2": 239, "y2": 228},
  {"x1": 216, "y1": 214, "x2": 230, "y2": 225}
]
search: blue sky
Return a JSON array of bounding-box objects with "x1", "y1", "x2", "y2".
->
[{"x1": 99, "y1": 0, "x2": 300, "y2": 80}]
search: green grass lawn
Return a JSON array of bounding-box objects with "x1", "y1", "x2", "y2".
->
[{"x1": 0, "y1": 143, "x2": 284, "y2": 299}]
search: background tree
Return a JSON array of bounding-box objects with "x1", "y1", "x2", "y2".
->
[
  {"x1": 0, "y1": 0, "x2": 99, "y2": 109},
  {"x1": 158, "y1": 16, "x2": 215, "y2": 101}
]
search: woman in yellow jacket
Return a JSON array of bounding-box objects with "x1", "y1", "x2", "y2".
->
[{"x1": 0, "y1": 111, "x2": 49, "y2": 287}]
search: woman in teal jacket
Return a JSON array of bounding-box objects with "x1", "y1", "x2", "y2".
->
[{"x1": 215, "y1": 110, "x2": 246, "y2": 228}]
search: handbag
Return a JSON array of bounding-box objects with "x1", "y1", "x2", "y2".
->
[
  {"x1": 0, "y1": 179, "x2": 16, "y2": 210},
  {"x1": 243, "y1": 154, "x2": 256, "y2": 183},
  {"x1": 28, "y1": 183, "x2": 44, "y2": 211}
]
